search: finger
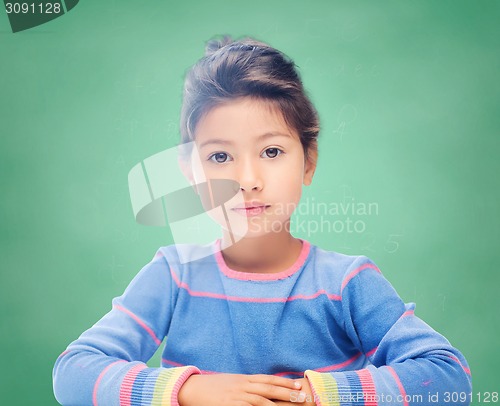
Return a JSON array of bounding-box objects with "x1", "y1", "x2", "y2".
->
[
  {"x1": 274, "y1": 398, "x2": 307, "y2": 406},
  {"x1": 249, "y1": 374, "x2": 302, "y2": 390},
  {"x1": 247, "y1": 383, "x2": 306, "y2": 403},
  {"x1": 244, "y1": 393, "x2": 280, "y2": 406}
]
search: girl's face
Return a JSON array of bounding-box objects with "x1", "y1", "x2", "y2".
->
[{"x1": 190, "y1": 97, "x2": 316, "y2": 238}]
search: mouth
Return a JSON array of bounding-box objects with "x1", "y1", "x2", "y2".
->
[{"x1": 231, "y1": 202, "x2": 271, "y2": 217}]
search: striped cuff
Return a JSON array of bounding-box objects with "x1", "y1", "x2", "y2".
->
[
  {"x1": 305, "y1": 369, "x2": 376, "y2": 406},
  {"x1": 120, "y1": 364, "x2": 200, "y2": 406}
]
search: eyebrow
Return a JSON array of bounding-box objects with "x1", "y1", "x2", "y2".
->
[{"x1": 198, "y1": 132, "x2": 292, "y2": 149}]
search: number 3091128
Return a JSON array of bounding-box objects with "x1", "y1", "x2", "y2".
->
[{"x1": 5, "y1": 3, "x2": 62, "y2": 14}]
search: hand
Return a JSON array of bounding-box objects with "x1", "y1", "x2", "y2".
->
[
  {"x1": 274, "y1": 378, "x2": 316, "y2": 406},
  {"x1": 178, "y1": 373, "x2": 307, "y2": 406}
]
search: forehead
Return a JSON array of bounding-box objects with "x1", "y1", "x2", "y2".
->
[{"x1": 194, "y1": 98, "x2": 299, "y2": 144}]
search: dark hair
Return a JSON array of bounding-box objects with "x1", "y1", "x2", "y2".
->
[{"x1": 180, "y1": 35, "x2": 320, "y2": 162}]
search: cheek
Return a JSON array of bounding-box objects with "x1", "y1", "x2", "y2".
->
[
  {"x1": 192, "y1": 163, "x2": 232, "y2": 186},
  {"x1": 273, "y1": 160, "x2": 304, "y2": 187},
  {"x1": 270, "y1": 164, "x2": 304, "y2": 206},
  {"x1": 198, "y1": 161, "x2": 234, "y2": 182}
]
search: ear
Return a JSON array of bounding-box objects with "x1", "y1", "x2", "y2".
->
[{"x1": 303, "y1": 148, "x2": 318, "y2": 186}]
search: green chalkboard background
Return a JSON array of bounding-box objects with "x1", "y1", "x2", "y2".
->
[{"x1": 1, "y1": 1, "x2": 498, "y2": 404}]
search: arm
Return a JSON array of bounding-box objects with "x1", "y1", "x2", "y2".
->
[
  {"x1": 53, "y1": 250, "x2": 304, "y2": 406},
  {"x1": 304, "y1": 257, "x2": 472, "y2": 406},
  {"x1": 52, "y1": 250, "x2": 200, "y2": 406}
]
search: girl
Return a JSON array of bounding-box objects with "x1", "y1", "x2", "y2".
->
[{"x1": 53, "y1": 36, "x2": 472, "y2": 406}]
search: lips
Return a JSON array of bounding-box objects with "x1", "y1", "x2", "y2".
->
[
  {"x1": 231, "y1": 202, "x2": 270, "y2": 217},
  {"x1": 233, "y1": 201, "x2": 269, "y2": 210}
]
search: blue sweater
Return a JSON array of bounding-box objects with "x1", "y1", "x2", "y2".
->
[{"x1": 53, "y1": 240, "x2": 472, "y2": 405}]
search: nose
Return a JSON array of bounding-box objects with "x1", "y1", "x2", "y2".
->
[{"x1": 237, "y1": 158, "x2": 263, "y2": 192}]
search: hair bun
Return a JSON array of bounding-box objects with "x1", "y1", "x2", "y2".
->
[{"x1": 205, "y1": 35, "x2": 235, "y2": 56}]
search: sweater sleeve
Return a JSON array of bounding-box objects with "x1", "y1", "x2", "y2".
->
[
  {"x1": 304, "y1": 256, "x2": 472, "y2": 406},
  {"x1": 52, "y1": 250, "x2": 200, "y2": 406}
]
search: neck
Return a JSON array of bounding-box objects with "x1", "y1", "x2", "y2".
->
[{"x1": 220, "y1": 227, "x2": 302, "y2": 274}]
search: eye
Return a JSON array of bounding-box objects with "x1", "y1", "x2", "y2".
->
[
  {"x1": 261, "y1": 147, "x2": 283, "y2": 159},
  {"x1": 208, "y1": 152, "x2": 231, "y2": 163}
]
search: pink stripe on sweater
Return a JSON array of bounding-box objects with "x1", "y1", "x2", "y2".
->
[
  {"x1": 287, "y1": 290, "x2": 341, "y2": 301},
  {"x1": 275, "y1": 352, "x2": 364, "y2": 375},
  {"x1": 365, "y1": 346, "x2": 378, "y2": 357},
  {"x1": 119, "y1": 364, "x2": 146, "y2": 406},
  {"x1": 162, "y1": 358, "x2": 184, "y2": 367},
  {"x1": 341, "y1": 262, "x2": 380, "y2": 291},
  {"x1": 356, "y1": 369, "x2": 377, "y2": 406},
  {"x1": 114, "y1": 304, "x2": 162, "y2": 346},
  {"x1": 315, "y1": 352, "x2": 362, "y2": 372},
  {"x1": 387, "y1": 366, "x2": 408, "y2": 406},
  {"x1": 57, "y1": 349, "x2": 70, "y2": 359},
  {"x1": 92, "y1": 360, "x2": 126, "y2": 406},
  {"x1": 274, "y1": 370, "x2": 304, "y2": 377},
  {"x1": 170, "y1": 268, "x2": 340, "y2": 302},
  {"x1": 447, "y1": 355, "x2": 471, "y2": 375},
  {"x1": 153, "y1": 251, "x2": 164, "y2": 260},
  {"x1": 162, "y1": 359, "x2": 217, "y2": 375},
  {"x1": 215, "y1": 239, "x2": 310, "y2": 280}
]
